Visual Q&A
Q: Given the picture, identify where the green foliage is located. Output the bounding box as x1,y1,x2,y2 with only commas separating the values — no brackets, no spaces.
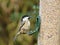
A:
27,15,40,34
0,0,39,45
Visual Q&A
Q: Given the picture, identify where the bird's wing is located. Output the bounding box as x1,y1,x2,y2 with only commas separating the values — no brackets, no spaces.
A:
19,22,25,31
13,21,25,41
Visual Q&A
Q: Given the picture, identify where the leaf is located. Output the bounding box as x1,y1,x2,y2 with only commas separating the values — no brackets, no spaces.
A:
27,15,41,35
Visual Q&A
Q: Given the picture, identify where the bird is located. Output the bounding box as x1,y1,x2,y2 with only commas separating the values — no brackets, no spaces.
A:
13,15,31,41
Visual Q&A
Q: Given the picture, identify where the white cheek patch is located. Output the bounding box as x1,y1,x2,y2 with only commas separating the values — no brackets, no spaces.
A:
23,17,29,21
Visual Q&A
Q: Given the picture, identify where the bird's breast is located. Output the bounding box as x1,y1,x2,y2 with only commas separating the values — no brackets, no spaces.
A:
22,21,30,30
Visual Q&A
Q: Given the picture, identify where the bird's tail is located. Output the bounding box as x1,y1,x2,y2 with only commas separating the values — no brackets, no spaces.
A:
13,32,21,41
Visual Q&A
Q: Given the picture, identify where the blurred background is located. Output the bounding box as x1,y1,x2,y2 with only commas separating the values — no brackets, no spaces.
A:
0,0,39,45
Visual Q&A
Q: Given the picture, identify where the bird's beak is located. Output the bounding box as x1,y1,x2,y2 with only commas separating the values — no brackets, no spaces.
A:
29,16,32,19
28,16,32,19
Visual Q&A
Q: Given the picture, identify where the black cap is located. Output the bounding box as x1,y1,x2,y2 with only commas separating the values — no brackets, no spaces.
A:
21,15,31,21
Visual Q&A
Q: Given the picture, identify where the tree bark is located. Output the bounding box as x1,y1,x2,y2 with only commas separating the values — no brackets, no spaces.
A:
38,0,60,45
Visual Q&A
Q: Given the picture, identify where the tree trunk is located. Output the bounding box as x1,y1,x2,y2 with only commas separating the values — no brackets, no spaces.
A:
38,0,60,45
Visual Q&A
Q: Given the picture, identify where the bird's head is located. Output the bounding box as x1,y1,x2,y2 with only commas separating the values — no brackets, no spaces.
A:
21,15,31,22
